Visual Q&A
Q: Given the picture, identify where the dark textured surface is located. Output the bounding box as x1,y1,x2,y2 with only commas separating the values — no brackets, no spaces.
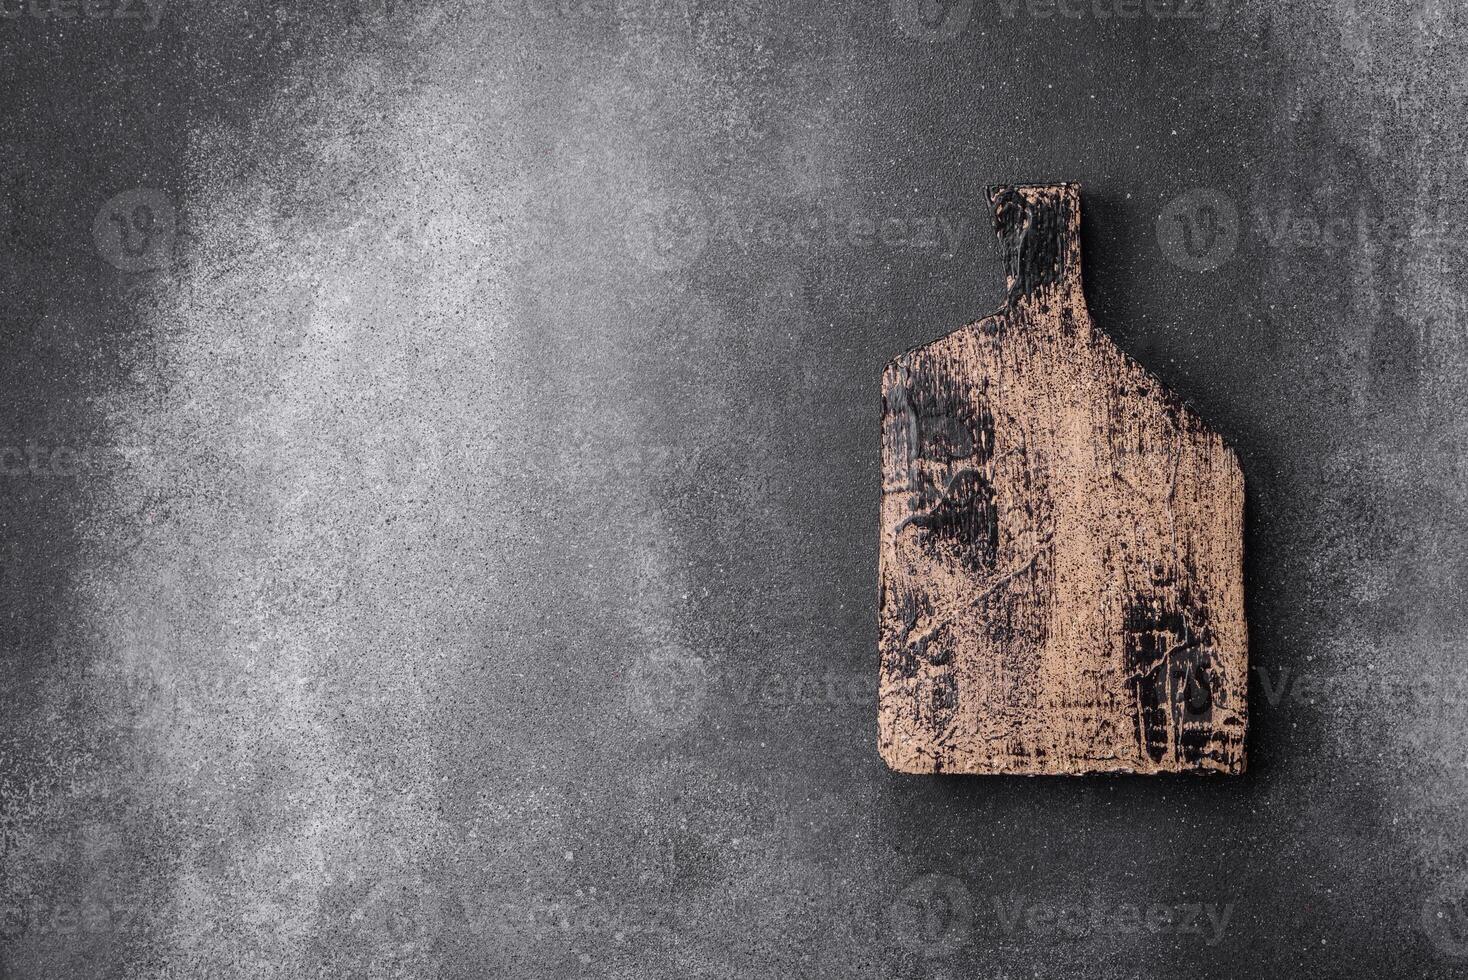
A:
2,1,1466,977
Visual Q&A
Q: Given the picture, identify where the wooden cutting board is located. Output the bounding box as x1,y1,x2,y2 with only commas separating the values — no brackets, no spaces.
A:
878,183,1246,776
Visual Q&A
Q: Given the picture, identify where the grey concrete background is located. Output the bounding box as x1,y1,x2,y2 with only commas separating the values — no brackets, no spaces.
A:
2,1,1466,977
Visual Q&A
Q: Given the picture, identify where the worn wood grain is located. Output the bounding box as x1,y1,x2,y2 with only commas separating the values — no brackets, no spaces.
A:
878,183,1247,776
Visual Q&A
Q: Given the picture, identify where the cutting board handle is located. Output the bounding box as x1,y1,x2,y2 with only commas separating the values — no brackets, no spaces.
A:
985,182,1084,306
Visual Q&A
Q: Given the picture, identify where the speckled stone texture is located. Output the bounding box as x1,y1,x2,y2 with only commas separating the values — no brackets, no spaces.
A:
2,1,1467,978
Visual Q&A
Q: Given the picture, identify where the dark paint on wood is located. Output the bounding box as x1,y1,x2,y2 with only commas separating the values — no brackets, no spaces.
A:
878,183,1247,776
